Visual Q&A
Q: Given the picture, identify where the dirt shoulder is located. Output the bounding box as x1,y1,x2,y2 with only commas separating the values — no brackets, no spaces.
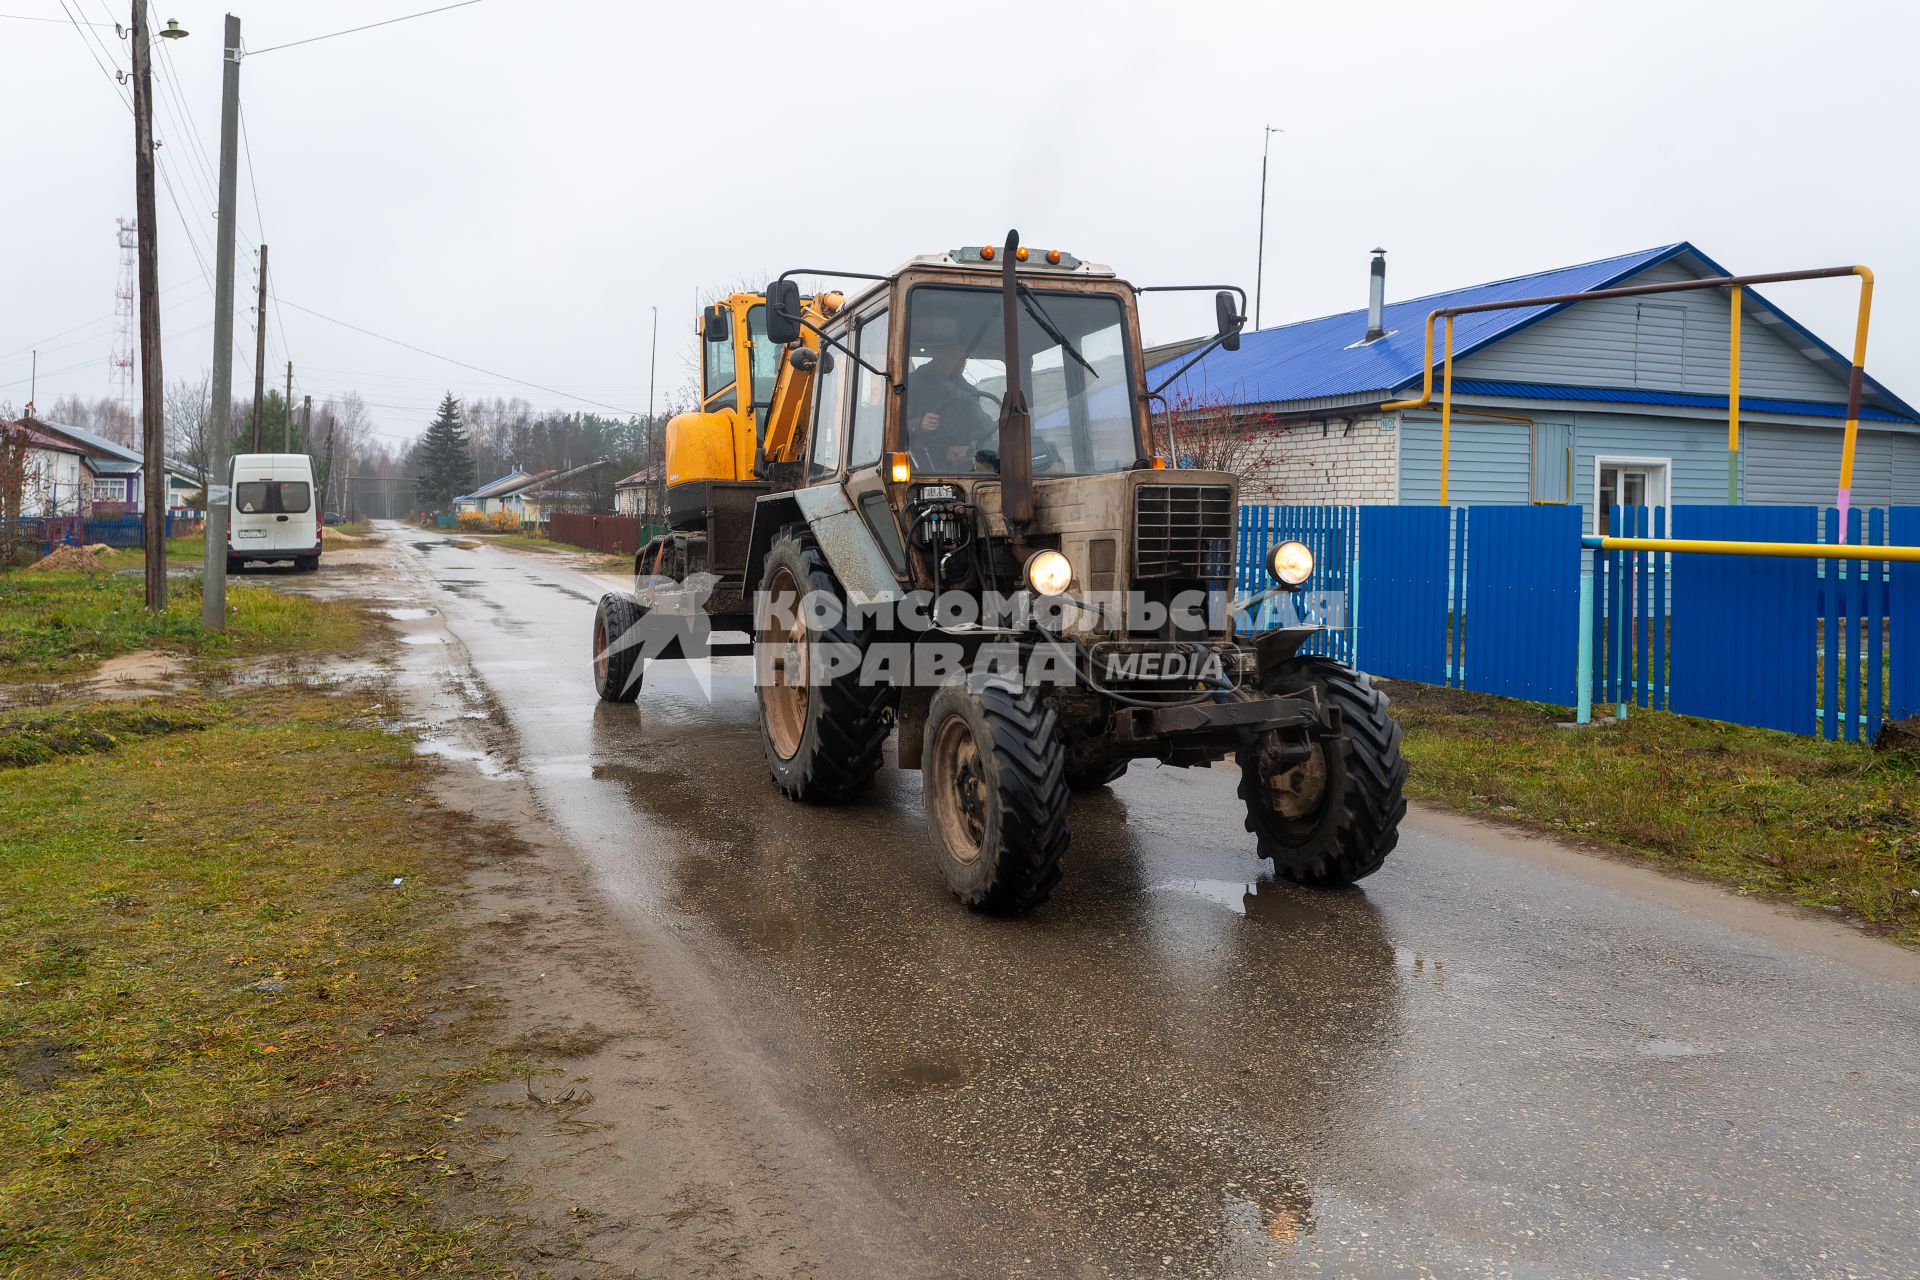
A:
0,615,514,1274
0,564,957,1278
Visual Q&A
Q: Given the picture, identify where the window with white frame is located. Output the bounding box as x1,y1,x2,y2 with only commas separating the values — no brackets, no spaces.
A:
1594,456,1670,535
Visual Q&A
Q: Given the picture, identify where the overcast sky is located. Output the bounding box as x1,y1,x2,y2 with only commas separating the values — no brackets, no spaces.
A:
5,0,1915,448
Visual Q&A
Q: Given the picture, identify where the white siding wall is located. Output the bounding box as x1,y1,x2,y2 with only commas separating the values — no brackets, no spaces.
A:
1239,415,1398,503
24,449,86,516
1456,260,1852,402
1745,424,1920,508
1396,404,1917,524
1397,412,1533,504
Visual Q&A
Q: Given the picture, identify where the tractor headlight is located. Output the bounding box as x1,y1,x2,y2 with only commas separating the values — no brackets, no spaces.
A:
1024,549,1072,597
1266,540,1314,587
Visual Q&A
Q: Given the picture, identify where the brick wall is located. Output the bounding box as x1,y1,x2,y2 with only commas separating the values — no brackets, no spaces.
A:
1237,415,1399,504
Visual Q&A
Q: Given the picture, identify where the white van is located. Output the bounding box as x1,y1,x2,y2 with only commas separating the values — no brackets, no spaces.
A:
227,453,321,572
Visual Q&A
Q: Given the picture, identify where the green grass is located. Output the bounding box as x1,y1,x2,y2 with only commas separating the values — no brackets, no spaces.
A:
0,571,361,682
458,528,631,572
1386,680,1920,941
0,701,219,769
0,683,513,1277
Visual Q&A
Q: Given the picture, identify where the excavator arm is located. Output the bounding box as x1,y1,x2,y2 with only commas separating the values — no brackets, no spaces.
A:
756,292,839,473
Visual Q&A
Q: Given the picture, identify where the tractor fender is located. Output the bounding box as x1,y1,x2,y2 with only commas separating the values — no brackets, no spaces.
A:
745,487,905,610
1255,626,1322,681
743,493,804,597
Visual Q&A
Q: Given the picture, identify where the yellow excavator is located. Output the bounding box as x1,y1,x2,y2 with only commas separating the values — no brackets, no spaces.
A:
592,231,1407,915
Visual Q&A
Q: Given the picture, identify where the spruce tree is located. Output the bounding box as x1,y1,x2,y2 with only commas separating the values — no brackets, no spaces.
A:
413,393,475,510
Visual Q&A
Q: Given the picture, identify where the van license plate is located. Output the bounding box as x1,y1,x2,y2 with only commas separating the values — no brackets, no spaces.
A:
238,529,265,538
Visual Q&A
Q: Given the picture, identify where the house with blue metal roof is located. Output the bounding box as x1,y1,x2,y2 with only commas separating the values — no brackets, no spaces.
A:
1146,244,1920,526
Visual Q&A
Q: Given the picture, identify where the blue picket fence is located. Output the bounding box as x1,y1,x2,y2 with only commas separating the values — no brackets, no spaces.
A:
1237,502,1920,741
3,512,194,559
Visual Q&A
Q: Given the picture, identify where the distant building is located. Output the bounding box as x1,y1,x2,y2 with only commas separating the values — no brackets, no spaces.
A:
454,469,548,517
612,464,661,520
1147,243,1920,526
16,416,198,514
454,460,611,524
6,420,96,516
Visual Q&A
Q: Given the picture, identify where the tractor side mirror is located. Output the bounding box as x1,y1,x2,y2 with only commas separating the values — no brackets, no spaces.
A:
701,304,731,343
1216,290,1243,352
763,280,803,345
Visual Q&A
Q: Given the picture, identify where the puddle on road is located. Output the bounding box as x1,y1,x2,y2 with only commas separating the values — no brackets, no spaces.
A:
1151,877,1258,914
398,633,449,645
381,606,438,621
415,736,520,778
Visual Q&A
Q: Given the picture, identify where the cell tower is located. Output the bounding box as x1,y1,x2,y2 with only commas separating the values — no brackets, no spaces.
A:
110,217,138,445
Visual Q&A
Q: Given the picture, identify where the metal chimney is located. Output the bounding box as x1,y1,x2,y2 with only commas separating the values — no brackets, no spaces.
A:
1365,248,1387,342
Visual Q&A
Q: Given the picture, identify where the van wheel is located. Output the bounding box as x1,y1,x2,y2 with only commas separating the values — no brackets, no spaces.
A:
296,555,319,572
226,556,244,574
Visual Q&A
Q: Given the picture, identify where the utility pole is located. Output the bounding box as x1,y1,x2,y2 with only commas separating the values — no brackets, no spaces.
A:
648,303,660,527
1255,124,1281,331
283,360,292,450
319,407,334,516
131,1,167,611
249,242,268,450
203,13,241,633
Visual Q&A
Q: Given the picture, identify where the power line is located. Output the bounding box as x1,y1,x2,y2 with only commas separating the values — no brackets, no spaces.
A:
269,294,642,416
153,37,223,226
0,287,208,369
236,102,298,391
241,0,483,57
54,0,123,92
0,10,109,22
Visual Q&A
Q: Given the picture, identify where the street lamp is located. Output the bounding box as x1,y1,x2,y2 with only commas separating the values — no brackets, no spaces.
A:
160,18,188,39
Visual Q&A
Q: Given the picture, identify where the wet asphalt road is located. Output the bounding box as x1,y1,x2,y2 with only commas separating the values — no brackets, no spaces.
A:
363,523,1917,1278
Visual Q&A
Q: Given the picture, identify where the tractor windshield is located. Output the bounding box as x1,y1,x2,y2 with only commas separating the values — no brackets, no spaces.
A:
903,285,1140,476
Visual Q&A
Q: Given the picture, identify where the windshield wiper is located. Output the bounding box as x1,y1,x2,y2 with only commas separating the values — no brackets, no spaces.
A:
1016,282,1098,378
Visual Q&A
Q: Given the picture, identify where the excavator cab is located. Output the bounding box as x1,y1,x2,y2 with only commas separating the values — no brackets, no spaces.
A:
596,233,1407,917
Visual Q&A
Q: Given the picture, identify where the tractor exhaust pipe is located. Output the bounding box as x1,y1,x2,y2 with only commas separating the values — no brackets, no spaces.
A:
996,227,1034,529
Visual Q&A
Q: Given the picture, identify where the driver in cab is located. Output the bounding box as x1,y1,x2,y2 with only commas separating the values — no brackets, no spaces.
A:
906,315,996,472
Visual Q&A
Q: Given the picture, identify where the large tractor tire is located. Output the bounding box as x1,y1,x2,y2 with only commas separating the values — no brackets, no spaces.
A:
1240,654,1407,886
922,680,1070,915
755,526,890,802
591,592,645,704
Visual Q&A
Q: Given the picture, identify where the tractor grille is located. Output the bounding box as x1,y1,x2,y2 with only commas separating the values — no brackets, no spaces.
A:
1134,484,1233,580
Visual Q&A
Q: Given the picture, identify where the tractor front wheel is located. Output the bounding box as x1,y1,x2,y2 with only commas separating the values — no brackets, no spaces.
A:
1240,655,1407,886
754,526,890,802
922,681,1070,915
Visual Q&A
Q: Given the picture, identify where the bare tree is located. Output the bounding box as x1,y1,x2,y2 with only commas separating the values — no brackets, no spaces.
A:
1165,392,1271,480
1,404,41,563
164,372,213,482
44,393,136,445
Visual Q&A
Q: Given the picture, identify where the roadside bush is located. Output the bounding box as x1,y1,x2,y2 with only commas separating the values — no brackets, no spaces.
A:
488,510,520,533
455,511,489,532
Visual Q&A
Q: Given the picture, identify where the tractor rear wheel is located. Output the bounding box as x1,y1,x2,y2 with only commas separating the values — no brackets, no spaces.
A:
1240,655,1407,886
592,592,645,703
922,680,1070,915
754,526,890,802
